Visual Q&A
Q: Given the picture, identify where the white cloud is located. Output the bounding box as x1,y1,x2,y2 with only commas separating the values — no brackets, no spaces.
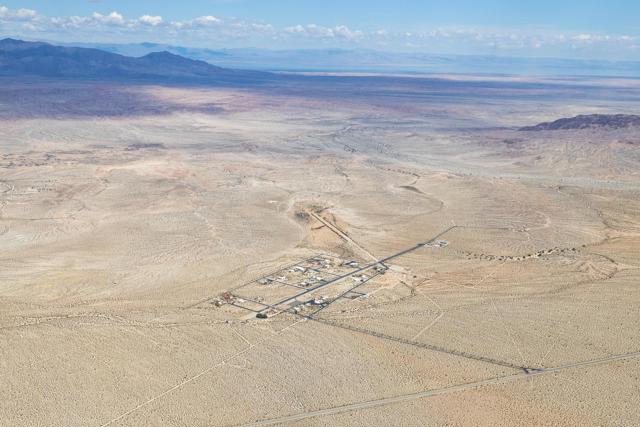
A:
0,5,38,22
284,24,305,34
14,8,37,21
284,24,362,40
69,15,90,27
192,15,220,26
92,11,124,26
139,15,163,26
333,25,362,40
249,22,274,32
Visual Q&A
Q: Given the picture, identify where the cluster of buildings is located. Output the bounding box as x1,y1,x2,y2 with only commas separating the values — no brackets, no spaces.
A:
214,254,385,320
423,239,449,248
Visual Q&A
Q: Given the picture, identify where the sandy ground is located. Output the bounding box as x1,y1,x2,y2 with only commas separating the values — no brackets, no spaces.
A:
0,76,639,426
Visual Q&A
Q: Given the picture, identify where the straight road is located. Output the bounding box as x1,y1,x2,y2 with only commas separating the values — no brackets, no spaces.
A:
231,351,640,427
309,211,379,262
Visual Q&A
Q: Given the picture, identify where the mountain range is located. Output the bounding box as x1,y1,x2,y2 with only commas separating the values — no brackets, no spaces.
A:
0,38,268,83
58,41,640,77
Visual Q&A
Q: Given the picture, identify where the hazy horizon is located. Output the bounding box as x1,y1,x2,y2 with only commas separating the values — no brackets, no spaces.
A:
4,36,640,78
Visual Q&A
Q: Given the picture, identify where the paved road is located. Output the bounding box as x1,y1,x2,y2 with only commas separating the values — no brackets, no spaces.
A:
309,211,379,262
268,225,459,309
231,351,640,427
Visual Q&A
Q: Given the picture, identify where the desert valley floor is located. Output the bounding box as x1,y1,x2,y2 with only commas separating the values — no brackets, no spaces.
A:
1,75,639,426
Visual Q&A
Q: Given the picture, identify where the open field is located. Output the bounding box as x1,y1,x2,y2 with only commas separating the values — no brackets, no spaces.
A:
1,74,639,426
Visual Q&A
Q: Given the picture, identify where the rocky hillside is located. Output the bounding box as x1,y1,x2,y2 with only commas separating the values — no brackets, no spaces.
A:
520,114,640,131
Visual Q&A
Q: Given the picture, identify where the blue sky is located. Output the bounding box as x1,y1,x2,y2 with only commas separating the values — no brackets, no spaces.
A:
1,0,639,59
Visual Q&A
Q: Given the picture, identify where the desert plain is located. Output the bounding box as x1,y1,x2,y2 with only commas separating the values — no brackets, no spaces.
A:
0,75,639,426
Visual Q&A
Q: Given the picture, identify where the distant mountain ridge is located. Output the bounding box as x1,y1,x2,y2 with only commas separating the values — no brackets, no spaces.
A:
0,38,266,82
59,40,640,77
520,114,640,131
